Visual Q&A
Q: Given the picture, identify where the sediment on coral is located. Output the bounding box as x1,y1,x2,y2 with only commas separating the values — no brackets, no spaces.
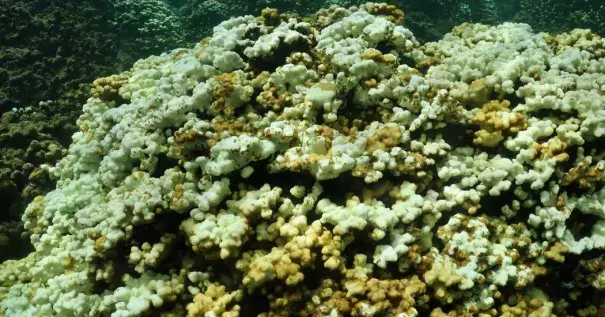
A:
1,2,605,316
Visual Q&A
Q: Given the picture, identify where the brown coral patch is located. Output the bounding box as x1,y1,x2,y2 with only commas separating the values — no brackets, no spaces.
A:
472,100,527,147
543,241,568,263
366,125,402,154
561,159,604,188
261,8,281,26
364,3,405,25
361,48,397,64
90,73,129,102
416,57,441,73
257,86,292,112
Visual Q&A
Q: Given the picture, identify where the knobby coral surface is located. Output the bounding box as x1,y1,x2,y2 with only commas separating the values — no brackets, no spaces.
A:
0,3,604,316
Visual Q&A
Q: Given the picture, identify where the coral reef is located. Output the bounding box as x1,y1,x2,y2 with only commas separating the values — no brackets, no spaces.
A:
0,0,122,261
3,0,602,114
110,0,186,59
0,0,119,112
515,0,605,37
0,221,30,263
177,0,453,43
1,2,605,316
0,105,72,261
0,0,192,114
0,0,190,259
178,0,252,43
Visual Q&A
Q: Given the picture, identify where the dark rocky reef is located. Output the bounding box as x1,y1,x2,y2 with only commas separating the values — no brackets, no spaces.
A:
0,0,119,113
0,106,75,261
514,0,605,36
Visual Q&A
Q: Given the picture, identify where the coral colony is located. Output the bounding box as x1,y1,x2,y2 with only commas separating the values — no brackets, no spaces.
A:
1,3,604,316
